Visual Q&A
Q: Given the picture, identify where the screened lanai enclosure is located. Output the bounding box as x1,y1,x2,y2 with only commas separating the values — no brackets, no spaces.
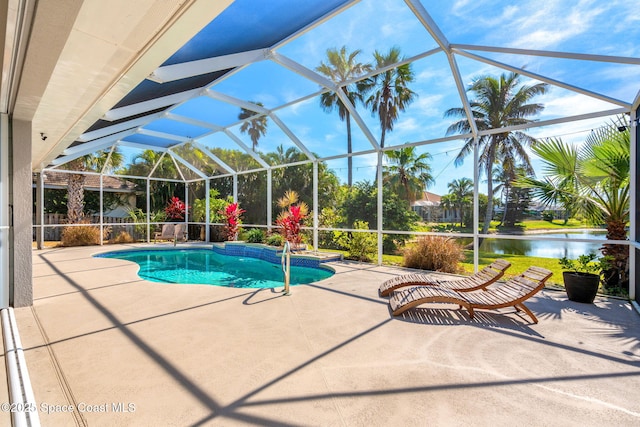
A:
29,0,640,300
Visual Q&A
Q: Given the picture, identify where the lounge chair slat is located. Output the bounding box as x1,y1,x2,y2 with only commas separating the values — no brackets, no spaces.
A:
389,266,553,324
379,259,511,297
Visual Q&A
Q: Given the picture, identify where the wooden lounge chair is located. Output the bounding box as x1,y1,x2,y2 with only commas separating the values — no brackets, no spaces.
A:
379,259,511,297
389,266,553,324
153,223,187,245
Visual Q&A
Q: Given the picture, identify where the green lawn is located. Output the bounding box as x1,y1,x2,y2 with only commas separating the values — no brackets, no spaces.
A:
318,247,629,296
380,250,564,285
416,218,596,233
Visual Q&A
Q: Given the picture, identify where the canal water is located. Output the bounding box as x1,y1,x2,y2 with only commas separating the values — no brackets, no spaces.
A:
477,230,609,259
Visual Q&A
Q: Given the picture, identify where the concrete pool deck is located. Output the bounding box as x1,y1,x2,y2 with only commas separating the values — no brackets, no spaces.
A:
13,243,640,425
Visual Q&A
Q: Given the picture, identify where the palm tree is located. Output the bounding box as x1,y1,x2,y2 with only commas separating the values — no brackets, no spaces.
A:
316,46,371,186
445,72,548,234
359,47,416,148
518,118,630,287
126,150,179,212
446,177,473,227
238,102,268,151
65,149,123,223
383,146,433,206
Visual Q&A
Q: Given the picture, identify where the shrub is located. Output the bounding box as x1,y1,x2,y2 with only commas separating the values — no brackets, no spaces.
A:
402,236,464,273
110,231,135,244
335,220,377,262
221,202,245,241
246,228,265,243
542,210,554,222
266,233,284,246
165,197,188,221
61,223,107,246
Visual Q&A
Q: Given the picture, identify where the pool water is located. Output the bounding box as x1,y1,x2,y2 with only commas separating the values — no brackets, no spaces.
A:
97,248,334,288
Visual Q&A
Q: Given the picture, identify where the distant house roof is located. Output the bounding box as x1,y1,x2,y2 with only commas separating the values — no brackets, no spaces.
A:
34,171,137,192
412,191,442,207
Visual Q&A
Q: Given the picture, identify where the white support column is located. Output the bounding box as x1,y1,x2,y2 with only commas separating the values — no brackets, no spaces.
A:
0,114,10,308
377,151,384,265
36,172,43,249
313,161,318,252
233,174,238,202
630,109,637,300
99,175,104,245
205,179,210,242
473,137,480,272
267,169,272,230
185,183,189,236
146,179,151,243
10,119,33,307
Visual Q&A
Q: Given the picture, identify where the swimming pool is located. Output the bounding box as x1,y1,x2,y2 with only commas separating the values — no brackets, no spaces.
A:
96,248,334,288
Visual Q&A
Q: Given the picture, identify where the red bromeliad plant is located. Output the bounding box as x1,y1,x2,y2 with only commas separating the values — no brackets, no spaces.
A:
276,191,309,244
222,202,245,241
165,197,187,221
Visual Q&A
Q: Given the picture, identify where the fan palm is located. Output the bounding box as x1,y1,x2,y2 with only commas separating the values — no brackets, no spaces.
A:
517,118,630,286
316,46,371,186
445,72,548,234
359,47,416,148
383,146,433,206
238,102,268,151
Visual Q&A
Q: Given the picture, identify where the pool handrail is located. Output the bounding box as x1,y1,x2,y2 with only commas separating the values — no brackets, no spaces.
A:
281,241,291,295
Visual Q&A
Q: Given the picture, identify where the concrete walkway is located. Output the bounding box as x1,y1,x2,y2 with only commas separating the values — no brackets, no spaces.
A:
15,244,640,426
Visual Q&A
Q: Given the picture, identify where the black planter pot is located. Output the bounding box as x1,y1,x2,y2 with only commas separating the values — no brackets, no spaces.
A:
563,271,600,303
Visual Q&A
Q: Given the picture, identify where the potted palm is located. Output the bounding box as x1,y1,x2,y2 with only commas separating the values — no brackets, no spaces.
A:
559,253,611,303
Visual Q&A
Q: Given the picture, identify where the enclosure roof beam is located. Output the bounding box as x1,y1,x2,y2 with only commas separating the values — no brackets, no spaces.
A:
169,150,208,179
405,0,450,51
269,113,316,161
147,48,271,83
455,49,630,108
451,44,640,65
164,112,222,130
205,89,270,114
137,128,192,142
192,141,236,174
78,112,165,142
103,88,202,121
222,129,270,168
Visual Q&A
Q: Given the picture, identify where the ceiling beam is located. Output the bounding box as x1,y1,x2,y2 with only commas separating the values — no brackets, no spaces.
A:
455,49,630,108
405,0,450,51
147,48,270,83
451,44,640,65
103,88,202,121
205,89,270,114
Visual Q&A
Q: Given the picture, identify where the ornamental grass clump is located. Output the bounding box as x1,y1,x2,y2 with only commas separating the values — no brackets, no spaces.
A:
402,235,464,273
61,222,109,246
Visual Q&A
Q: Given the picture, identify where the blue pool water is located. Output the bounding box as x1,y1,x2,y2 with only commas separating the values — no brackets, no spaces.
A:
96,248,334,288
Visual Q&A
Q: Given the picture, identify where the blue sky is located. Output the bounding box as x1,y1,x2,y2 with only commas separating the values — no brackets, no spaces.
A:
118,0,640,197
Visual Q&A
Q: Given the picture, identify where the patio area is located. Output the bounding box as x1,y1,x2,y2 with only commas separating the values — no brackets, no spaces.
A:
12,244,640,426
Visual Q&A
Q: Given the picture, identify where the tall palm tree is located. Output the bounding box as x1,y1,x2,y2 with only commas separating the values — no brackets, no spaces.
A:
126,150,179,212
518,118,630,286
447,177,473,227
383,146,433,206
65,149,123,223
316,46,371,186
359,47,416,148
238,102,268,151
445,72,548,234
